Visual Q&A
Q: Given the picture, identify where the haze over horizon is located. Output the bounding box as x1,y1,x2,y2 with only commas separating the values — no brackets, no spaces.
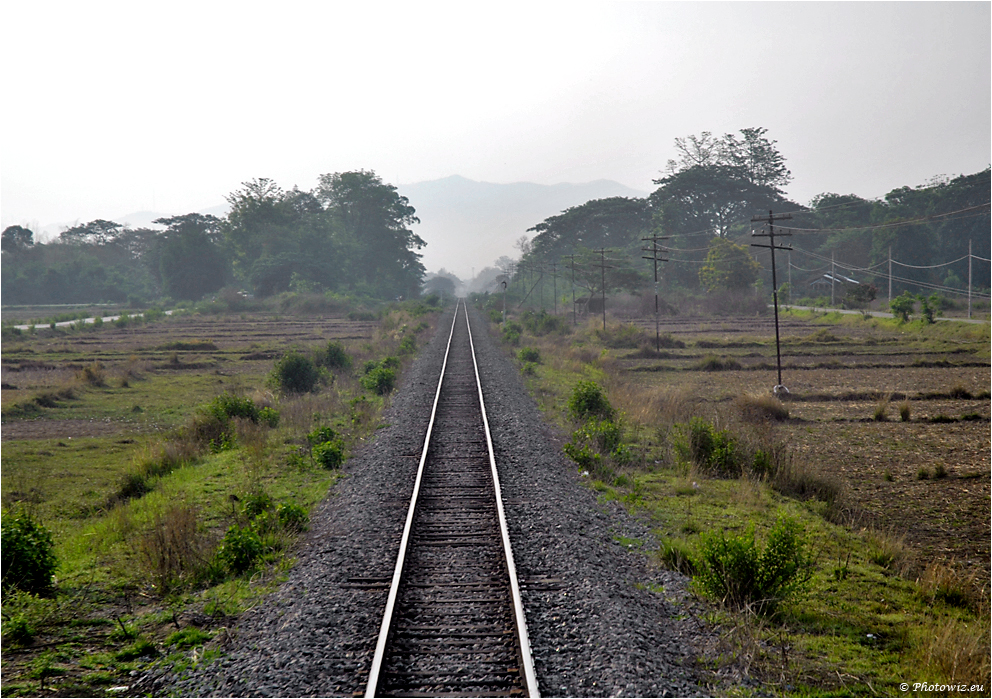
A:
3,2,989,275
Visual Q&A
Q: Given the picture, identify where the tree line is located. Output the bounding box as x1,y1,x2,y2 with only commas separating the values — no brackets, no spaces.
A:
514,127,990,303
1,170,425,306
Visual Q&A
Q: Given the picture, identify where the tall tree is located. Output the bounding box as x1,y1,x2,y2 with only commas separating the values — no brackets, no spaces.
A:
316,170,425,298
1,225,34,252
154,214,228,300
527,197,652,262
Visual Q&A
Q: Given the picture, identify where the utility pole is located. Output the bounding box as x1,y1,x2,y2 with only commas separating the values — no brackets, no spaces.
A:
751,210,792,391
566,254,577,326
968,239,973,320
642,233,670,352
595,248,613,331
830,250,834,308
550,261,558,316
888,246,892,303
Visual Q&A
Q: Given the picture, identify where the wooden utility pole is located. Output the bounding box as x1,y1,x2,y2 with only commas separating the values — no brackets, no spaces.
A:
550,261,558,316
751,210,792,390
641,234,670,352
566,254,577,326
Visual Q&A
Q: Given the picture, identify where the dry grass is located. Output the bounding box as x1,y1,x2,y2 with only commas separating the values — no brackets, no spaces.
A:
912,612,991,691
137,502,210,593
919,560,983,612
865,529,916,577
75,361,106,387
873,393,892,422
736,393,790,423
897,399,912,422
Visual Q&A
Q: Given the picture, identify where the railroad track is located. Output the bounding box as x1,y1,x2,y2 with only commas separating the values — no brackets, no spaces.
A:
365,300,539,698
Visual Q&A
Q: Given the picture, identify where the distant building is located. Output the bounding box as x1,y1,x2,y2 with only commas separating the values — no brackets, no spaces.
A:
809,272,859,294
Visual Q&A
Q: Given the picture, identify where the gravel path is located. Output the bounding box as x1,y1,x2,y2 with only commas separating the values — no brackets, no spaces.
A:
158,303,710,698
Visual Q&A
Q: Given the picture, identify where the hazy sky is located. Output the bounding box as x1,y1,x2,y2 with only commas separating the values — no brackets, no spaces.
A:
2,2,989,246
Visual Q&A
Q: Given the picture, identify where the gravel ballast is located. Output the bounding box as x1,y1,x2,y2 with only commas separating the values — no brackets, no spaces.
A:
160,303,710,697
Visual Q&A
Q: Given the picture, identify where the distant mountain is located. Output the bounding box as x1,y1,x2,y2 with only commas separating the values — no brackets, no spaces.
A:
397,175,648,280
32,205,230,243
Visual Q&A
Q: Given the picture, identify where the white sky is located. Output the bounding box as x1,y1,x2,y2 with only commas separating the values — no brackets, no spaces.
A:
2,1,989,235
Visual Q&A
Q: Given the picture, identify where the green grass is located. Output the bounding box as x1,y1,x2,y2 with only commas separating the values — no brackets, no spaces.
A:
0,302,442,692
489,303,990,696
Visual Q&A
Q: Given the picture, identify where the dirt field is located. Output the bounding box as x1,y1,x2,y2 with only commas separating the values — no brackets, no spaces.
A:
608,311,991,584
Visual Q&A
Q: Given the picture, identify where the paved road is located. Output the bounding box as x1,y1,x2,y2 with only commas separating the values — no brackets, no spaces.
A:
779,304,988,324
12,310,174,331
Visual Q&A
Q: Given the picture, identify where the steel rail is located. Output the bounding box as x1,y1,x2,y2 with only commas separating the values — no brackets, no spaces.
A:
462,301,540,697
364,304,460,699
363,299,539,698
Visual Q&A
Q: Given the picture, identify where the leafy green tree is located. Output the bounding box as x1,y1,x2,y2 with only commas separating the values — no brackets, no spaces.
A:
1,225,34,252
58,219,125,245
317,170,424,298
889,291,916,321
699,237,761,292
155,214,228,300
651,164,788,239
526,197,652,262
223,180,339,296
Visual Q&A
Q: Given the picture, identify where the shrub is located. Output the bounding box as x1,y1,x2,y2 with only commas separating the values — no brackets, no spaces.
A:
520,310,570,336
271,351,322,394
518,347,541,363
307,426,337,446
277,503,309,532
694,513,814,613
313,440,345,469
216,526,264,574
241,491,273,519
595,323,645,349
210,394,259,423
1,512,58,595
672,418,747,478
319,341,352,370
567,380,615,421
258,406,280,427
889,291,916,322
398,334,417,355
361,365,396,395
502,321,523,346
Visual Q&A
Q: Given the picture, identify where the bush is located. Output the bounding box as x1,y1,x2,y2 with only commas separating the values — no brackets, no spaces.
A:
890,291,916,322
216,526,264,574
673,418,747,477
209,393,259,422
277,503,309,532
258,406,280,427
2,513,58,595
319,341,352,370
502,321,523,346
271,351,322,394
313,440,345,469
361,365,396,395
241,491,273,519
307,426,337,446
398,334,417,355
694,513,814,613
520,310,570,336
567,380,615,421
518,347,541,363
595,323,646,348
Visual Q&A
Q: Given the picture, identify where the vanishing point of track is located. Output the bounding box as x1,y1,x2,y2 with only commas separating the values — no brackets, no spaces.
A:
365,300,539,697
